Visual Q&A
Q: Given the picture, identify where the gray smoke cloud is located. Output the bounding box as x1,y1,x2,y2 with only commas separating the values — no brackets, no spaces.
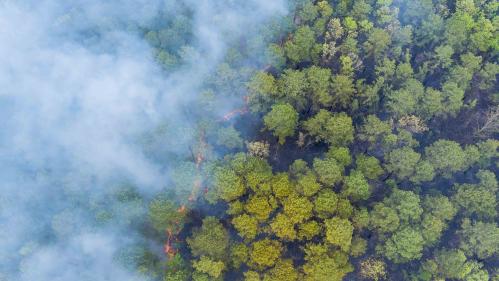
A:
0,0,287,280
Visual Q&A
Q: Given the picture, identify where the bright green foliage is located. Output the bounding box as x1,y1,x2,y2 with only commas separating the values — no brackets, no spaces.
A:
458,219,499,259
314,189,338,218
297,172,322,197
425,140,469,177
326,146,352,167
270,213,297,241
248,72,278,112
325,217,354,252
285,26,317,64
187,217,229,261
331,74,356,108
298,220,322,240
424,249,470,280
232,214,259,240
304,110,354,146
271,173,294,199
423,195,457,222
192,256,225,278
245,194,275,222
352,207,370,230
384,189,422,223
421,214,446,245
313,157,343,186
350,236,367,257
336,198,354,219
277,69,308,110
283,194,314,223
370,203,400,234
250,239,282,269
364,28,391,59
263,259,299,281
387,79,424,117
230,243,249,269
356,155,384,179
305,66,332,109
303,243,353,281
342,170,371,201
381,226,425,263
357,115,392,145
410,160,435,183
244,271,261,281
211,167,245,203
385,147,421,180
453,183,497,219
149,197,186,234
264,103,299,144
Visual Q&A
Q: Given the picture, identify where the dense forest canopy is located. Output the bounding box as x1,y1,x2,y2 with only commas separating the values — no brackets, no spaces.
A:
0,0,498,281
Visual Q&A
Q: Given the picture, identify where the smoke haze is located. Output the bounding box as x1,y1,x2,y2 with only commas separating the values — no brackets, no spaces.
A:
0,0,287,280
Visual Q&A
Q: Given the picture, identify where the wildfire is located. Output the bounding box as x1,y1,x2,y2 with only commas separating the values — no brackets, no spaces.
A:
220,96,249,122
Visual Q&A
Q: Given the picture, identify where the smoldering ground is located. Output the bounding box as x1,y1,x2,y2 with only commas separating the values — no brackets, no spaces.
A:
0,0,287,280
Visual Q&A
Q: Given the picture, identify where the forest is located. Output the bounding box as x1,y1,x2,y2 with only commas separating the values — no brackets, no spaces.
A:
0,0,498,281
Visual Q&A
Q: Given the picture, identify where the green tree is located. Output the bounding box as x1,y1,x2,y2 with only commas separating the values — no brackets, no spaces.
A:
458,219,499,259
381,226,425,263
342,170,371,201
270,213,297,241
356,155,384,180
149,197,186,234
313,157,344,186
232,214,259,240
187,217,229,261
285,25,317,64
264,103,299,144
314,189,338,218
325,217,354,252
304,110,354,146
192,256,225,279
249,239,282,269
385,147,421,180
278,69,308,110
425,140,469,177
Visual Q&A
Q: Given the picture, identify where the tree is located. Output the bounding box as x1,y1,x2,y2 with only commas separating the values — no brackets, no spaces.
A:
313,157,343,186
458,219,499,259
303,243,353,281
425,140,468,177
342,170,371,201
232,214,259,240
314,189,338,218
210,167,245,203
216,126,243,149
325,217,354,252
249,239,282,269
263,260,299,281
381,226,425,263
304,110,354,146
331,74,356,108
263,103,299,144
248,72,278,112
187,217,229,261
270,213,297,241
326,146,352,167
306,66,332,109
452,183,497,219
192,256,225,279
282,194,314,224
385,147,421,180
370,203,400,234
364,28,391,60
297,171,322,197
149,197,186,234
356,154,384,179
245,194,275,222
278,69,308,110
285,25,317,64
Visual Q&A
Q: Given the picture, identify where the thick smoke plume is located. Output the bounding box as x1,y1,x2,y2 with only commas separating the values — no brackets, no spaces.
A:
0,0,286,280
